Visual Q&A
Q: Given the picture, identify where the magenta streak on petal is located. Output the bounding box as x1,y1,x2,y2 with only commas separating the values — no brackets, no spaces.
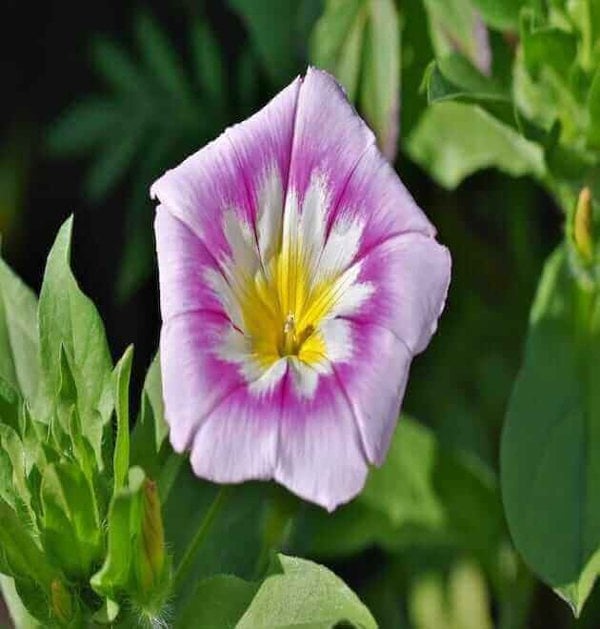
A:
274,370,369,511
155,206,241,324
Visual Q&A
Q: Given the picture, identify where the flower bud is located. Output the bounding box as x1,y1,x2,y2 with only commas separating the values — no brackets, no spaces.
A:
51,579,73,624
573,187,594,263
139,478,166,593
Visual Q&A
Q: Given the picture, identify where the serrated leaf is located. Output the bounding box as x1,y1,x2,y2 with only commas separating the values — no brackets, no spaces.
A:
84,121,145,202
0,424,31,516
501,247,600,616
236,554,377,629
0,376,20,433
0,257,42,406
38,217,113,463
190,21,225,105
0,499,56,589
407,102,545,188
46,99,122,157
93,38,149,97
135,12,193,105
113,345,133,492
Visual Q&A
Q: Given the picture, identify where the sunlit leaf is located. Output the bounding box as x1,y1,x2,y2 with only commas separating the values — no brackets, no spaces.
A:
0,258,41,405
38,217,113,463
407,102,545,188
237,554,377,628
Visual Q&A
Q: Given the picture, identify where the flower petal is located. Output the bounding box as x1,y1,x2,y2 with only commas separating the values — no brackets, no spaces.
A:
350,232,451,355
287,68,435,243
189,376,284,483
332,321,414,465
151,77,301,262
160,311,244,452
274,375,369,511
155,205,231,322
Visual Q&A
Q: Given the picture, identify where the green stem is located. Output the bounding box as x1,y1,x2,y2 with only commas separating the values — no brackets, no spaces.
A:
252,491,299,580
157,451,185,502
173,485,231,589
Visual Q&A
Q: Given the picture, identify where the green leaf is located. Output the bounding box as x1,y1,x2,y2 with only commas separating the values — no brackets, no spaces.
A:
470,0,523,31
93,464,170,619
423,0,489,71
407,102,545,189
130,353,170,487
361,418,445,529
425,54,511,111
0,499,56,589
228,0,302,85
292,418,504,577
46,99,122,156
409,560,494,629
501,247,600,615
163,472,266,619
92,597,120,624
190,21,225,105
587,66,600,148
113,345,133,492
84,120,146,202
0,575,42,629
135,12,193,104
38,217,113,461
40,462,102,579
521,21,578,79
0,424,32,515
92,38,149,97
236,554,377,628
360,0,400,160
292,499,398,558
310,0,366,100
177,575,258,628
0,375,21,434
0,257,42,405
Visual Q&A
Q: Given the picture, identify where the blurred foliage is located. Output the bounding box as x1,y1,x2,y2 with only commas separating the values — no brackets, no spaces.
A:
5,0,600,626
47,11,258,299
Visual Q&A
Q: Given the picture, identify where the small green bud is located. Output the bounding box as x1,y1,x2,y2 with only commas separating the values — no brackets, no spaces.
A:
139,479,166,592
51,579,73,624
573,187,594,263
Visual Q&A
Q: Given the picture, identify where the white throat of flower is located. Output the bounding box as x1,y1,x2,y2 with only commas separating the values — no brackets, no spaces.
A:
207,170,374,398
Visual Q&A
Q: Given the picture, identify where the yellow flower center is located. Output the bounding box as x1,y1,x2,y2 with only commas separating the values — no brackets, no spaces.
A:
238,237,341,370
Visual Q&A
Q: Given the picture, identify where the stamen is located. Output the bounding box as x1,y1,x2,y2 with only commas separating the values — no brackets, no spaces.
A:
282,312,298,356
280,312,316,357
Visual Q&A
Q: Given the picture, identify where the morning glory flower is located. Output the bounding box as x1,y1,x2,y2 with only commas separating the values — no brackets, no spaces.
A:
152,68,451,511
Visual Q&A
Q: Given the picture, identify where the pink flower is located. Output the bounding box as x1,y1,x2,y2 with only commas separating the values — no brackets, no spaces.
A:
152,68,450,511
